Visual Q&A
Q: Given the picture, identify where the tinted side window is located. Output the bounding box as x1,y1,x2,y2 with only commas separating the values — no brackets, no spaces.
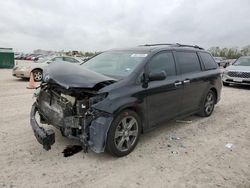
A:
199,52,217,70
175,52,201,74
148,52,176,76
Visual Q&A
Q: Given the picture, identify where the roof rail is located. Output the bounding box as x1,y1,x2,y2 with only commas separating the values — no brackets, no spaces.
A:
139,43,175,47
175,43,204,50
139,43,204,50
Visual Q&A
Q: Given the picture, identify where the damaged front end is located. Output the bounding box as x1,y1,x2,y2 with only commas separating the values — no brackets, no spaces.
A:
30,62,116,153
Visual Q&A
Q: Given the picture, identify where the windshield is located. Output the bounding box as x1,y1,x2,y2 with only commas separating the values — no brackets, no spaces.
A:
81,51,147,78
233,57,250,66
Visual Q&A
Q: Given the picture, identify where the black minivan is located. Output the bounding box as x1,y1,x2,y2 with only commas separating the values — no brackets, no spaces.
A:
30,44,222,157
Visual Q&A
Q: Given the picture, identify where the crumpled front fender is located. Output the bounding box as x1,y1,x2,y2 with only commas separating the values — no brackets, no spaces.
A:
88,116,113,153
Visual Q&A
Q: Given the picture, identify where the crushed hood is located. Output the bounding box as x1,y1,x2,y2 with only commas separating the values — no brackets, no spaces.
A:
43,61,116,89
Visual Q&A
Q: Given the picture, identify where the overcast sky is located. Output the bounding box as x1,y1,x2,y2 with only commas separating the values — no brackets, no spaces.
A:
1,0,250,52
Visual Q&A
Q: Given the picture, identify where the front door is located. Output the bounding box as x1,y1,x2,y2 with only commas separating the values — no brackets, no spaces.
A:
145,51,183,128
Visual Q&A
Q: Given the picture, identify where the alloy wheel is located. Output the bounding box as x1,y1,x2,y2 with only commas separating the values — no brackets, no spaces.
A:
204,92,215,115
33,71,43,81
114,116,139,152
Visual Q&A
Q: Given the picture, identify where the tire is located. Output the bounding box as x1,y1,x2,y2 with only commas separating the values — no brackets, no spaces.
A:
32,69,43,82
198,90,216,117
105,110,142,157
223,82,229,86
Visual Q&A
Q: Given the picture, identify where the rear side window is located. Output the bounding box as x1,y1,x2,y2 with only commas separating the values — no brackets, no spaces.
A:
199,52,217,70
175,52,201,74
148,52,176,76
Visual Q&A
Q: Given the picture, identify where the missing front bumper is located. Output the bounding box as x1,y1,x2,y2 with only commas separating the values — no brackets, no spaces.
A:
30,102,113,153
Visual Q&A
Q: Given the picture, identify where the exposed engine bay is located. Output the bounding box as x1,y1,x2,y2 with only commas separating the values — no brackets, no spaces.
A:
30,62,117,153
32,82,114,153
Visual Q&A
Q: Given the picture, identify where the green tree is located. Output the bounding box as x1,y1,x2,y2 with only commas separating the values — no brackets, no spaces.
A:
241,45,250,56
208,47,221,57
208,46,247,59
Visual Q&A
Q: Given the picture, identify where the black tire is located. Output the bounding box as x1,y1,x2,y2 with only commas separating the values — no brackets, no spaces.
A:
198,90,216,117
223,82,230,86
105,110,141,157
32,69,43,82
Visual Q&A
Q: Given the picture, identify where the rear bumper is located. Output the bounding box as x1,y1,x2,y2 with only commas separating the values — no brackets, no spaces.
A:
30,103,55,150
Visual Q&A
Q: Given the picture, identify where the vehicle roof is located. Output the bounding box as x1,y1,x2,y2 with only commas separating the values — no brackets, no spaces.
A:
109,43,206,53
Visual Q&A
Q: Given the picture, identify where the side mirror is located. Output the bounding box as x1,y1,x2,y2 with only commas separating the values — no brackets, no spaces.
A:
148,71,167,81
47,61,52,64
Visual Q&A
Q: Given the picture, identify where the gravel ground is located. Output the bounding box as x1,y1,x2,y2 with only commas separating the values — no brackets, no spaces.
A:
0,69,250,188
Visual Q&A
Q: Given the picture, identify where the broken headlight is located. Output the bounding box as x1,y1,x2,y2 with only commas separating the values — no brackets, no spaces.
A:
89,93,108,106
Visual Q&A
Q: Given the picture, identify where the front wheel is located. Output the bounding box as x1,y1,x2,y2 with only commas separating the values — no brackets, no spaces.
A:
198,90,216,117
105,110,141,157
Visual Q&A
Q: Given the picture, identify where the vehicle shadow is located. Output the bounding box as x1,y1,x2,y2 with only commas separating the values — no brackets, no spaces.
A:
63,115,201,160
40,114,203,160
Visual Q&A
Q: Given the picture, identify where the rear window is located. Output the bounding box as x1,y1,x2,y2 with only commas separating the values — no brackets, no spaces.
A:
175,52,201,74
199,52,217,70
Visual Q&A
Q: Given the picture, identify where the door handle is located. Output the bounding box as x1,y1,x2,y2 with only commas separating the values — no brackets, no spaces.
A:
183,79,190,84
174,81,182,87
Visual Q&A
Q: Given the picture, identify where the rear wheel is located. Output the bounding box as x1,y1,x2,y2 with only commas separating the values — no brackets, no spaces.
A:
198,90,216,117
32,69,43,82
105,110,141,157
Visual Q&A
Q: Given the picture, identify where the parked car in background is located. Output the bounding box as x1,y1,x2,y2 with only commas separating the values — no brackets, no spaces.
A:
31,54,42,61
17,53,27,60
14,53,21,59
222,56,250,86
213,56,227,67
219,59,236,68
14,53,26,60
12,56,84,81
25,54,34,60
33,54,47,61
80,56,92,62
30,43,222,157
228,59,237,66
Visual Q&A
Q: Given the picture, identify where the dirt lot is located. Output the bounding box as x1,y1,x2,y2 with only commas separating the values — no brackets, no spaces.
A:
0,69,250,188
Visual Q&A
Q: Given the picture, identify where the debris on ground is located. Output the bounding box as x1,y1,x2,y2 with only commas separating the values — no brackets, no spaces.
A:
225,143,234,150
169,135,180,140
62,145,83,157
176,120,193,124
171,151,178,154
